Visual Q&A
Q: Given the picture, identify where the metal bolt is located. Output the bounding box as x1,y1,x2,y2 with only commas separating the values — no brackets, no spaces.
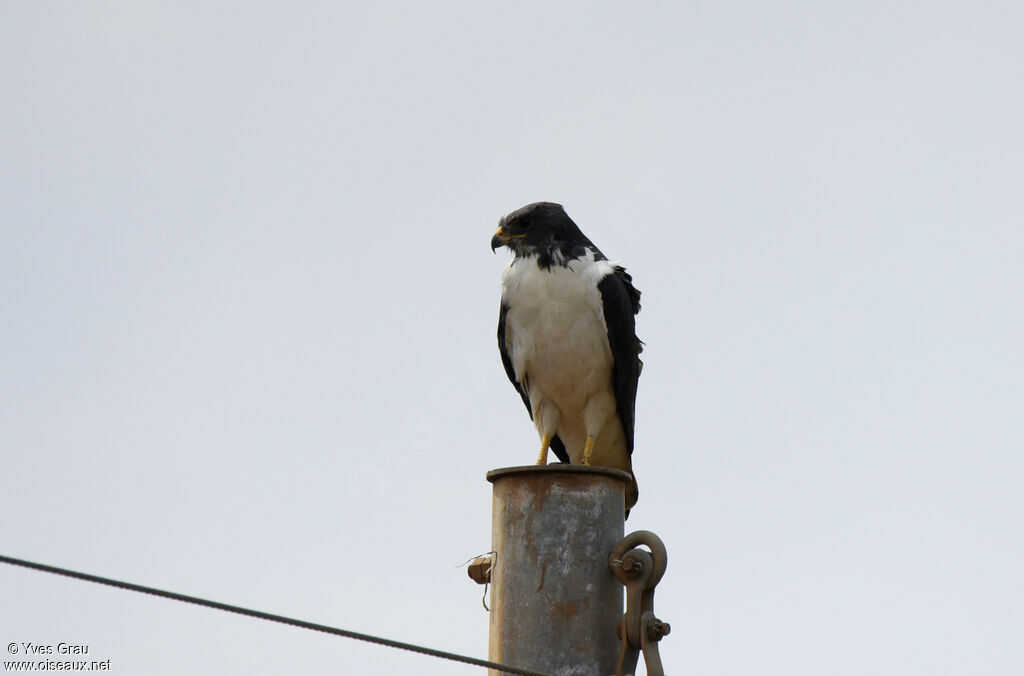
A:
647,618,671,641
467,556,492,585
623,556,644,576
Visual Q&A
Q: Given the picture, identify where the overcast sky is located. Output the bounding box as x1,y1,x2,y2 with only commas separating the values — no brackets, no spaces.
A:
2,2,1022,675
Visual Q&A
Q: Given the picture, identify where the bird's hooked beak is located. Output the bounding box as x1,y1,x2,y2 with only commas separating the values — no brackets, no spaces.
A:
490,226,508,253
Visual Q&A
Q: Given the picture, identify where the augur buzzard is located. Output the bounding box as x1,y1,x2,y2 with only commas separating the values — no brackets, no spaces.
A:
491,202,643,515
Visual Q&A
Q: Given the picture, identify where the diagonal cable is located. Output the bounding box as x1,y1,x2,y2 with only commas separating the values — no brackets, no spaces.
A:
0,553,551,676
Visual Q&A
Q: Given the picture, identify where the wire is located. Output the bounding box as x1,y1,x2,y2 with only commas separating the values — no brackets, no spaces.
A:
0,553,552,676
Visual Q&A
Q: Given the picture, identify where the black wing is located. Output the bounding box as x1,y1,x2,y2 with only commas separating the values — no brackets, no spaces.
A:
497,303,530,415
497,303,570,463
597,266,643,455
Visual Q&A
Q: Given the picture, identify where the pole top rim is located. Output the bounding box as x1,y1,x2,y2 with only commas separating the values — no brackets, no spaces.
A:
486,464,631,484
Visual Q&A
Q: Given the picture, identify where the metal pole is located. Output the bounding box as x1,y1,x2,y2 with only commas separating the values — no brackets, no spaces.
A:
486,465,629,676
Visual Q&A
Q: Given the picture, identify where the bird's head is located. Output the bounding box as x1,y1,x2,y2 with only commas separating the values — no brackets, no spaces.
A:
490,202,588,259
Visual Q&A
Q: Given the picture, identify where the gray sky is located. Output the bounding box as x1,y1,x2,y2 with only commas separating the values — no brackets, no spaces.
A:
2,2,1022,674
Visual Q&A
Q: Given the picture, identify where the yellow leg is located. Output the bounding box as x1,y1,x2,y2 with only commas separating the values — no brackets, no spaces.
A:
583,435,595,465
536,433,552,465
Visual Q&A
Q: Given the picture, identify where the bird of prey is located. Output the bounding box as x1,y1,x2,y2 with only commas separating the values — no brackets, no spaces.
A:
491,202,643,514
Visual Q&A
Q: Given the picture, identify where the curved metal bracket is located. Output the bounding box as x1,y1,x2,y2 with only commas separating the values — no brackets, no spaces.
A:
609,530,670,676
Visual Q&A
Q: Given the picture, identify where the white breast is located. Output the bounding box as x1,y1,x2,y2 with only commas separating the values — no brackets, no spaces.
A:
500,252,621,458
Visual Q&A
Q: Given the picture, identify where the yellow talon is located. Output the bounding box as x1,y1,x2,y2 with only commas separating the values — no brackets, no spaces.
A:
536,433,552,465
583,435,595,465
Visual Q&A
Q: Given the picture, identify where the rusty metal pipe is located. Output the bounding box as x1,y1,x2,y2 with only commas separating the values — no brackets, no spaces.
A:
486,465,629,676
